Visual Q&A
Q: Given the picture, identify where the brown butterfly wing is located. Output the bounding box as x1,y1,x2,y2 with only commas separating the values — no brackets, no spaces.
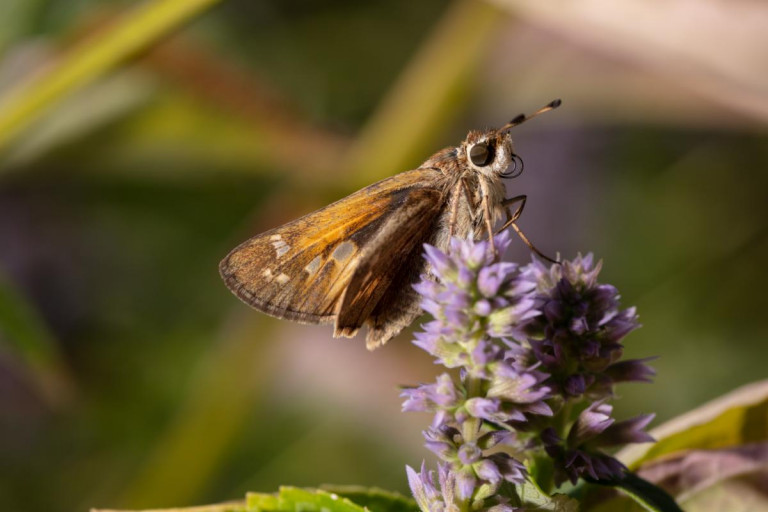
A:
334,187,442,342
219,168,445,326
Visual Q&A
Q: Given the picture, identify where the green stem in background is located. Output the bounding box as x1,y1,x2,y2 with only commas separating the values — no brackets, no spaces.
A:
0,0,223,156
341,0,505,188
115,312,277,509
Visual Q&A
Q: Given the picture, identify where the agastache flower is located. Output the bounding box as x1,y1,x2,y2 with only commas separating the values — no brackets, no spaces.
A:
404,233,549,510
520,253,652,399
412,233,539,369
405,236,655,510
542,402,655,485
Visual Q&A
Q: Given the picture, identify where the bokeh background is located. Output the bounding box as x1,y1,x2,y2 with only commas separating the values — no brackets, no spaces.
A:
0,0,766,511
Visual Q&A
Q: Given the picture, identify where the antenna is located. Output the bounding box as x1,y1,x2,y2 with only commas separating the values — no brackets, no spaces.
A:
500,99,561,131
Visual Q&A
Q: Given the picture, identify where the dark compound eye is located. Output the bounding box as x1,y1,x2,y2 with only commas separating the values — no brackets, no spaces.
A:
469,142,494,167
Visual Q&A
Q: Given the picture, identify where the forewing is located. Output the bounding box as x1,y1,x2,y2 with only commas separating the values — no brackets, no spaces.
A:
334,188,442,337
219,169,444,324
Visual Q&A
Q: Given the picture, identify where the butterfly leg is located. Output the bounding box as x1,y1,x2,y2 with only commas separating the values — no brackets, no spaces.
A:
497,195,559,264
479,181,497,255
461,179,477,222
496,195,527,234
448,180,464,236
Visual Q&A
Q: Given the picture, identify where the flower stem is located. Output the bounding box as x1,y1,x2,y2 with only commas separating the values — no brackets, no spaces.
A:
462,373,483,443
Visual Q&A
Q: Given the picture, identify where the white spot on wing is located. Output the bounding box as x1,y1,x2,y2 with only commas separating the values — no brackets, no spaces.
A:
331,241,356,263
262,268,274,282
276,273,290,284
271,238,291,258
305,255,322,274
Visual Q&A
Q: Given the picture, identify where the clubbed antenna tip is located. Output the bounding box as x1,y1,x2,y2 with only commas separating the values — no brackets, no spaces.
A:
502,98,562,131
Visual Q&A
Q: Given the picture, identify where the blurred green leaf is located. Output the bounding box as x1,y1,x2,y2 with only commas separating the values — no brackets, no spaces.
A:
588,445,768,512
93,502,247,512
639,443,768,510
0,266,73,406
672,450,768,512
0,0,46,53
3,69,155,166
618,380,768,469
0,0,222,155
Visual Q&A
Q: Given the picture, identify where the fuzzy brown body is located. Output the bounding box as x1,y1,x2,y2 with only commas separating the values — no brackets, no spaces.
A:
220,128,517,349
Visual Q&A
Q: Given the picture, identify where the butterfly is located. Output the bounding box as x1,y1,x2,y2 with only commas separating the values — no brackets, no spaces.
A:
220,100,560,349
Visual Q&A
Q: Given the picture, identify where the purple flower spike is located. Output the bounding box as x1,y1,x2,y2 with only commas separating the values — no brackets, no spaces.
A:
520,252,647,399
406,237,656,505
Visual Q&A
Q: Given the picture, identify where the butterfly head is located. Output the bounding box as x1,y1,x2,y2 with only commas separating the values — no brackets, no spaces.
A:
462,129,523,180
461,99,561,180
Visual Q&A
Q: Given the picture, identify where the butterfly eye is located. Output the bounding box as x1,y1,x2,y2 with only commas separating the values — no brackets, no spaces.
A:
469,143,493,167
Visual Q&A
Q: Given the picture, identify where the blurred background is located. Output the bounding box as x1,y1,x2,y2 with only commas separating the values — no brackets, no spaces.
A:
0,0,766,510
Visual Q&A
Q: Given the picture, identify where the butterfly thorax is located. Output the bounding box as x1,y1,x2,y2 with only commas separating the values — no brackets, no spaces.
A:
421,129,514,251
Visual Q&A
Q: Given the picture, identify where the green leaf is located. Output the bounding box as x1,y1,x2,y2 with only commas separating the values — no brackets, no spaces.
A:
674,453,768,511
93,487,410,512
516,480,579,511
93,487,412,512
618,379,768,469
630,443,768,512
246,493,280,511
320,485,419,512
247,487,368,512
589,382,768,511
